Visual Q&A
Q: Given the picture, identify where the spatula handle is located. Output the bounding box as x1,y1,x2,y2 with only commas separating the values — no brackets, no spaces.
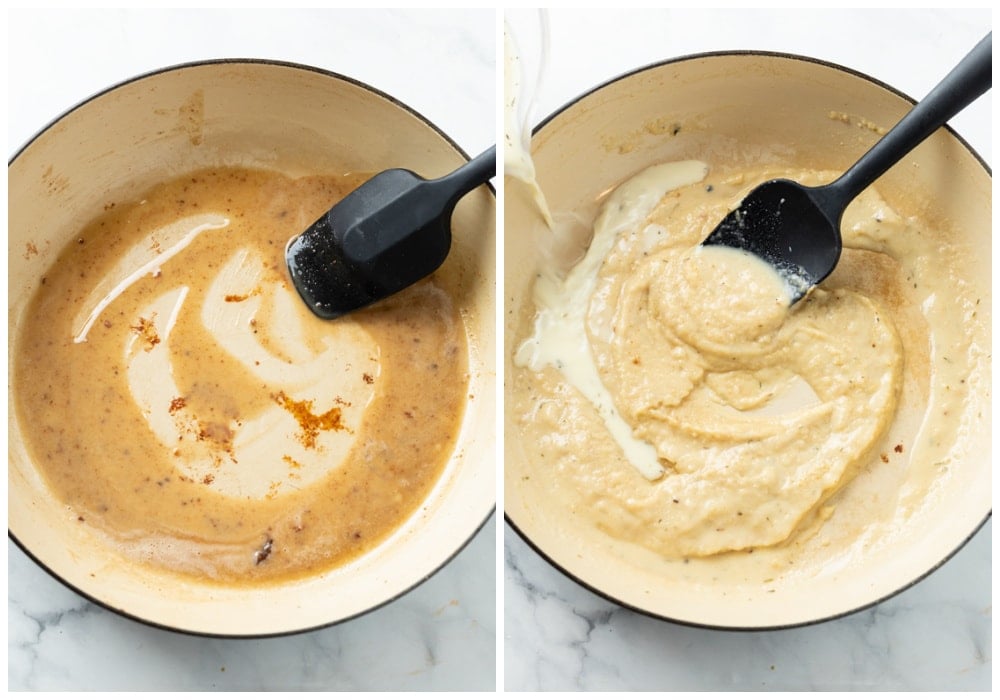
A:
828,32,991,207
433,145,497,206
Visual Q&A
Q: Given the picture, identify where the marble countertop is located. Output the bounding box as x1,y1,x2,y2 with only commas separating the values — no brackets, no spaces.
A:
503,8,991,692
7,8,495,692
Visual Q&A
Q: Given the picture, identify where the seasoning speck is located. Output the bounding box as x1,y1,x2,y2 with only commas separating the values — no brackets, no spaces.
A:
130,316,161,351
273,391,347,448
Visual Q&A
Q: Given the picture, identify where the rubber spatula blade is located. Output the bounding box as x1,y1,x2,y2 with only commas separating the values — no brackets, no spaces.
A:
702,32,991,303
286,145,495,320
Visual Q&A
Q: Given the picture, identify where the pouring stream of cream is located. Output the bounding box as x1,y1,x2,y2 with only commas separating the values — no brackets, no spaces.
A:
504,13,555,229
515,162,710,481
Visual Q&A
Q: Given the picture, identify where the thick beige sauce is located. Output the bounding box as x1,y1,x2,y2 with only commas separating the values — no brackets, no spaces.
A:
512,162,983,571
14,167,469,584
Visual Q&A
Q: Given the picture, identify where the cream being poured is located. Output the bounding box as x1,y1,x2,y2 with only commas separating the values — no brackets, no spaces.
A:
514,161,710,480
503,14,555,229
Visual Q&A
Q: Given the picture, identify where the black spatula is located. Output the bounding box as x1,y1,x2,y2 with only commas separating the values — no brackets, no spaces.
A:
286,145,495,320
702,32,991,303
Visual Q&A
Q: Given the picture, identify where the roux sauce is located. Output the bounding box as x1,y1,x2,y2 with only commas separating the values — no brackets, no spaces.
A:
510,161,983,575
13,167,469,584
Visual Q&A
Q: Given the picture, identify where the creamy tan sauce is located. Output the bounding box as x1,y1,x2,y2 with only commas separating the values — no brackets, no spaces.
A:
511,162,981,564
14,167,469,584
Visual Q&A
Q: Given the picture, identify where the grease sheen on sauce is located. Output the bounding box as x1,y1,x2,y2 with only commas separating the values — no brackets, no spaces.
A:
14,167,469,585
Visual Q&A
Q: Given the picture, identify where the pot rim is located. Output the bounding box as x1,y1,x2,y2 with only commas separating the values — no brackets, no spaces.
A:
9,57,481,165
531,49,991,174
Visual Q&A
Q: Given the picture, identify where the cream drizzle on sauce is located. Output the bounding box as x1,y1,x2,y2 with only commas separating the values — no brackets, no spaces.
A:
73,215,229,343
514,161,710,480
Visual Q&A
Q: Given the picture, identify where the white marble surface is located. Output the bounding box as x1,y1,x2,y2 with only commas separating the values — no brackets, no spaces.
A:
503,8,992,692
7,8,495,692
504,520,990,692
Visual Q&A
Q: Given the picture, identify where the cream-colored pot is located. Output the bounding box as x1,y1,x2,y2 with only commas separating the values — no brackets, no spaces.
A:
504,52,990,629
9,61,496,636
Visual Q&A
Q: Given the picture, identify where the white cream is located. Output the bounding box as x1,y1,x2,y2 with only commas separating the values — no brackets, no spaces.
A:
73,214,229,343
503,16,555,229
125,247,378,499
514,161,709,480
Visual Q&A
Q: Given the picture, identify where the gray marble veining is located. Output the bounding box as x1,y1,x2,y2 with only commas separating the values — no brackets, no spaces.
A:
504,521,990,691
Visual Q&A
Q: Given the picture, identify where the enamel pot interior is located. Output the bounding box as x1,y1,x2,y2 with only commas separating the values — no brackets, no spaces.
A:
504,52,990,629
9,60,496,637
